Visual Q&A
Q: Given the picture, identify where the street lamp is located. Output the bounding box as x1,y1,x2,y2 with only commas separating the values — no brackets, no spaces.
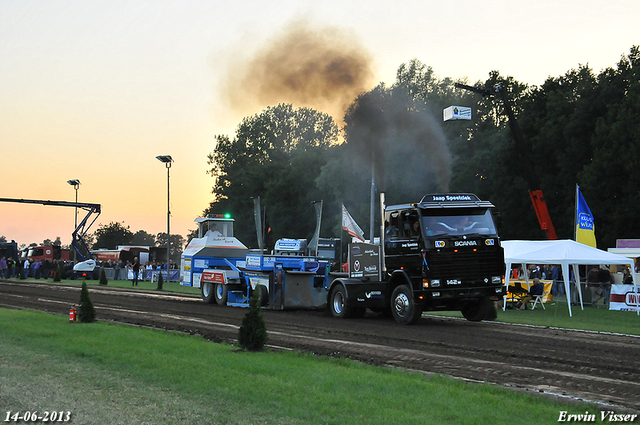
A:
156,155,173,274
67,179,81,264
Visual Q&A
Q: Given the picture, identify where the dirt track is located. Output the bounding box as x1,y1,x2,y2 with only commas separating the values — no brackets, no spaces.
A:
2,279,639,411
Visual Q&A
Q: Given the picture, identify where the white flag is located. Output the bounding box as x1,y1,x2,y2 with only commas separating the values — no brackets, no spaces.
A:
341,204,365,242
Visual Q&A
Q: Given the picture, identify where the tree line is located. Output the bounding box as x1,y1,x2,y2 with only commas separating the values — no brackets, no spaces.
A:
1,223,187,264
8,48,637,253
205,47,640,250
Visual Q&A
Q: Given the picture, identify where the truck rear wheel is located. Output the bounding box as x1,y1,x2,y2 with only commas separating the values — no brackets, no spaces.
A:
330,284,351,319
461,296,492,322
258,284,268,307
391,285,422,325
202,281,216,304
214,283,228,305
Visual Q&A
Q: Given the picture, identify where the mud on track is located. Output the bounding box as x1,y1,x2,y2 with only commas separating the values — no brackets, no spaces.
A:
2,280,639,410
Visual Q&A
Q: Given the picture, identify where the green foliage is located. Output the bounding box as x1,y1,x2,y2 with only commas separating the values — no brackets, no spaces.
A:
93,221,134,250
238,289,267,351
205,47,640,248
206,104,338,246
131,230,156,247
78,281,96,323
156,271,164,291
99,267,108,285
155,233,185,264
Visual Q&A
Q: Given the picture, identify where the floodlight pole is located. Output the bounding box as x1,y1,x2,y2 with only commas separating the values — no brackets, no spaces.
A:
156,156,173,275
67,179,81,264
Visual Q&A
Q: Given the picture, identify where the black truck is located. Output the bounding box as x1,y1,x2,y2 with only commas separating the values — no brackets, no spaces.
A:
328,193,506,324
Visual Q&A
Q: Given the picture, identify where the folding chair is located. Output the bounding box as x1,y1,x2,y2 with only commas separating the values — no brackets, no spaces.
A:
530,286,551,310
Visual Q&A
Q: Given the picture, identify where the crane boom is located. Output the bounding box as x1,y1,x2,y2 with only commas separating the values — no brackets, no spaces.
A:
0,198,102,261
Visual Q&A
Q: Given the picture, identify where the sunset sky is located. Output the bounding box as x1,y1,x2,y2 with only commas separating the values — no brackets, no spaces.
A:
1,0,638,249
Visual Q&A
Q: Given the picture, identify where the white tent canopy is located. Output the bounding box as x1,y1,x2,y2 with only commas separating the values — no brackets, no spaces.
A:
503,240,638,316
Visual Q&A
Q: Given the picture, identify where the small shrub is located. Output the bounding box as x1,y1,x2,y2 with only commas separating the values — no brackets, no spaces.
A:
78,281,96,323
238,289,267,351
99,268,108,285
156,272,164,291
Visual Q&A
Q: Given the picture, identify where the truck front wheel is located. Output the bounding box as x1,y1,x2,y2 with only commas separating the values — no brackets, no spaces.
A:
391,285,422,325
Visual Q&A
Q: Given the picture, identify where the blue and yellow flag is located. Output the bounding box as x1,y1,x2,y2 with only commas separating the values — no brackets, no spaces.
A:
576,185,596,247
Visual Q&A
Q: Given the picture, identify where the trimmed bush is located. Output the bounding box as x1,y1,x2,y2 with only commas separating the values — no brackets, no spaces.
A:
238,289,267,351
78,281,96,323
156,271,164,291
99,268,108,285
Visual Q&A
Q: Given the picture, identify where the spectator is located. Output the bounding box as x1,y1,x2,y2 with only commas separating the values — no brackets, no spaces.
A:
114,260,121,280
7,257,14,278
587,266,606,307
551,264,564,296
528,264,542,279
35,259,43,279
598,266,613,308
623,267,633,284
23,258,30,278
516,278,544,310
0,257,6,278
132,257,140,286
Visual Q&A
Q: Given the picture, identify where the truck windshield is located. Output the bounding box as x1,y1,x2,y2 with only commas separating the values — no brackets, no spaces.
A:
421,209,497,236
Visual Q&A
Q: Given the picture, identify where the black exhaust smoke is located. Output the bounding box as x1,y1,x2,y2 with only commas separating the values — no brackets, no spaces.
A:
344,86,452,198
221,18,376,125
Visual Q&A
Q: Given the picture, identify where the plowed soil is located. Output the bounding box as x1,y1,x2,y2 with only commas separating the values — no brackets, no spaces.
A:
2,280,639,410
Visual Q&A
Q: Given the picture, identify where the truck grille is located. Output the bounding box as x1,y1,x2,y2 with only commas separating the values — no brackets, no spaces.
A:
427,247,504,282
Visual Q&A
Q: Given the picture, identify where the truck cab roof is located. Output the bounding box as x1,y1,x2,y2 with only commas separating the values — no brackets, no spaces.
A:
386,193,495,212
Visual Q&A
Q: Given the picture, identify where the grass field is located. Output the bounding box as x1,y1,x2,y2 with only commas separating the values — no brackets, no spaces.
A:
1,308,598,425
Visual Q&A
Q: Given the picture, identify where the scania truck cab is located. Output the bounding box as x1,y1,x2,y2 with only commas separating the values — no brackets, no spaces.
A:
383,193,505,323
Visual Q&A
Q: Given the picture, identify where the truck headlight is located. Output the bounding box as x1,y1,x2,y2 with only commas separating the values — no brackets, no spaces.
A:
430,279,440,288
492,276,502,284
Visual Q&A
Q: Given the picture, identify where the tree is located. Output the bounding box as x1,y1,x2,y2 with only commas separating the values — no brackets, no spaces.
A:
206,104,339,246
577,47,640,247
93,222,134,250
132,230,156,247
185,228,199,245
155,233,185,263
200,47,640,248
